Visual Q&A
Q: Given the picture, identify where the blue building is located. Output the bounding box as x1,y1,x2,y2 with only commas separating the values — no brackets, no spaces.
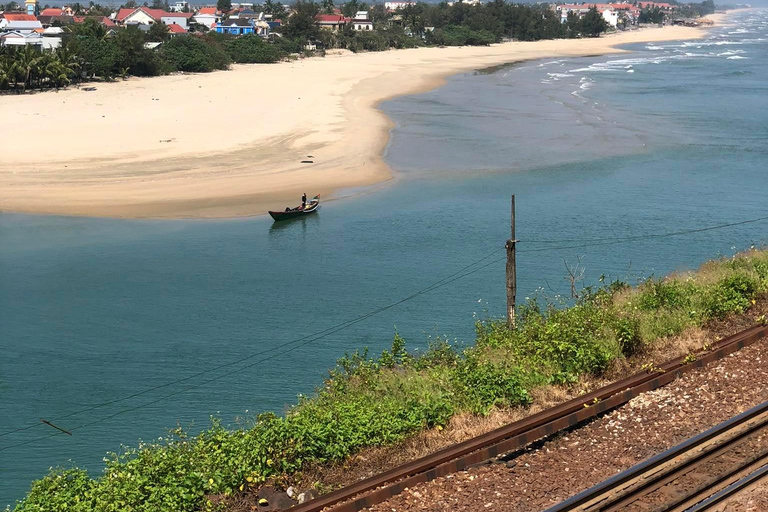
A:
216,18,255,35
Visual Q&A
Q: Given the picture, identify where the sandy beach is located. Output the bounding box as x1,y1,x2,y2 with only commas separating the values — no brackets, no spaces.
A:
1,19,725,218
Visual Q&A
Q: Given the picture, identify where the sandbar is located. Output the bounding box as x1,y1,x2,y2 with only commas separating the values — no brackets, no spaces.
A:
0,19,726,218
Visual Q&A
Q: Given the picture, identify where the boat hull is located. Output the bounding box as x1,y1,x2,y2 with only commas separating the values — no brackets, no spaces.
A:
268,205,320,221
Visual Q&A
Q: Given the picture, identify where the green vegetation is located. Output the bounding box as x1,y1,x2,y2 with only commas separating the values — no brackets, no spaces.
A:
2,0,719,93
10,249,768,512
0,21,286,92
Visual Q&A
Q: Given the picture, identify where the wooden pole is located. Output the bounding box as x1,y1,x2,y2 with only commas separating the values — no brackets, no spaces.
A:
506,195,516,328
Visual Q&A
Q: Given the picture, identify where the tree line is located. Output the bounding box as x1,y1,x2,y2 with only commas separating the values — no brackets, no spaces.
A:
275,0,609,53
0,18,286,92
5,0,731,94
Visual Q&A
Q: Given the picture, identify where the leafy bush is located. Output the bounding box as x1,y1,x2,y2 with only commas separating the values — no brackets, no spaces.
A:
428,25,497,46
450,356,531,414
225,35,283,63
701,274,759,319
161,36,231,72
636,279,694,311
346,31,389,53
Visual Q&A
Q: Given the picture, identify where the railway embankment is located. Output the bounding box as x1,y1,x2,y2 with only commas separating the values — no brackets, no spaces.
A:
365,332,768,511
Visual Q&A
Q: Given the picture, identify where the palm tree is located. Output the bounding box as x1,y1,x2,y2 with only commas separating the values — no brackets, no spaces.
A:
55,46,81,85
16,46,42,93
0,55,11,91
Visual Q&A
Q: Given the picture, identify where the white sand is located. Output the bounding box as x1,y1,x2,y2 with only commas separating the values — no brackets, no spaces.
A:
0,23,721,218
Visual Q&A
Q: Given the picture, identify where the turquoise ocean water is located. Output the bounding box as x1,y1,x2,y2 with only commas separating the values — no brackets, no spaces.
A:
2,9,767,505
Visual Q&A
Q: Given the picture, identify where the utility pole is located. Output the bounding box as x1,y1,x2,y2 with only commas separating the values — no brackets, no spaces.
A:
506,195,516,328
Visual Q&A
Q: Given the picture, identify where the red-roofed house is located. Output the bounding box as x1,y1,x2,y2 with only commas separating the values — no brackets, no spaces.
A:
192,7,221,27
316,13,350,31
637,2,672,9
166,22,187,34
0,13,43,31
40,8,65,16
115,7,193,29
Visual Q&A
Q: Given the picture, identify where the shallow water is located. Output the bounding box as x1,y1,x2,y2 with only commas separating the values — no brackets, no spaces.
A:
2,10,767,506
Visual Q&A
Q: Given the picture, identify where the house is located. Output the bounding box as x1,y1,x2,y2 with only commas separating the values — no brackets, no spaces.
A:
602,8,619,26
384,1,413,10
637,2,672,9
192,7,220,28
315,13,349,31
215,18,255,35
0,29,43,46
351,10,373,31
169,1,189,12
39,7,65,16
0,13,43,32
114,7,193,29
166,22,188,35
161,12,193,29
115,7,166,25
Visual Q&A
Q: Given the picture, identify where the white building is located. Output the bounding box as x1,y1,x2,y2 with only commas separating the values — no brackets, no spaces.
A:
602,9,619,27
161,13,193,29
169,1,189,12
192,7,220,28
352,10,373,31
384,1,414,9
0,14,43,31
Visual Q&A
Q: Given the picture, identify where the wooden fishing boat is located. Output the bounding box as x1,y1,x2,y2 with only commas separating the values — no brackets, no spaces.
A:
268,195,320,221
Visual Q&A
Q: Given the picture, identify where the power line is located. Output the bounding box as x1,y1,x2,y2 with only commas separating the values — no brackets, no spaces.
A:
520,215,768,245
0,246,504,443
3,213,767,449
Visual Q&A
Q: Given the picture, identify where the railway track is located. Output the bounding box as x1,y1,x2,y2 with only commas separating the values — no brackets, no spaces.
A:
290,323,768,512
544,399,768,512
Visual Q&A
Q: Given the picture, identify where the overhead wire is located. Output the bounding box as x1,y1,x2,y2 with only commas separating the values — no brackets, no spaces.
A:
0,246,505,444
2,213,767,449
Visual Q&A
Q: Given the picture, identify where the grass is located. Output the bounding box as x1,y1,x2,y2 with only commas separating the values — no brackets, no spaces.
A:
10,248,768,512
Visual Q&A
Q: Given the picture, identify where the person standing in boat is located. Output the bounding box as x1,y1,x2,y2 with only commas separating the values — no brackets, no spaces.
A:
301,193,307,210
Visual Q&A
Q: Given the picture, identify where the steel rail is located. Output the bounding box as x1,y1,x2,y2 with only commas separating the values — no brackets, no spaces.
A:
668,451,768,512
289,323,768,512
544,402,768,511
685,463,768,512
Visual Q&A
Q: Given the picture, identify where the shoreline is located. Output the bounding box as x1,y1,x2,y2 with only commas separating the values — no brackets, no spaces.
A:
0,16,730,219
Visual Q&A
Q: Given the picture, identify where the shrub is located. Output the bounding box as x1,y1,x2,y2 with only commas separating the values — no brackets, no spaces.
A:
450,356,531,414
346,31,388,52
161,36,230,72
428,25,497,46
635,279,694,311
701,274,758,319
225,35,283,63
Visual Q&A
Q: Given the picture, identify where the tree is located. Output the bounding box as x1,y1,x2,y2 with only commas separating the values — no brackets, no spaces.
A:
216,0,231,13
70,17,108,39
263,0,286,18
147,21,171,41
321,0,333,14
123,0,137,7
282,0,320,42
76,36,120,77
341,0,357,17
580,6,608,37
16,45,42,92
225,34,282,62
369,3,387,25
115,25,164,75
161,35,231,71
